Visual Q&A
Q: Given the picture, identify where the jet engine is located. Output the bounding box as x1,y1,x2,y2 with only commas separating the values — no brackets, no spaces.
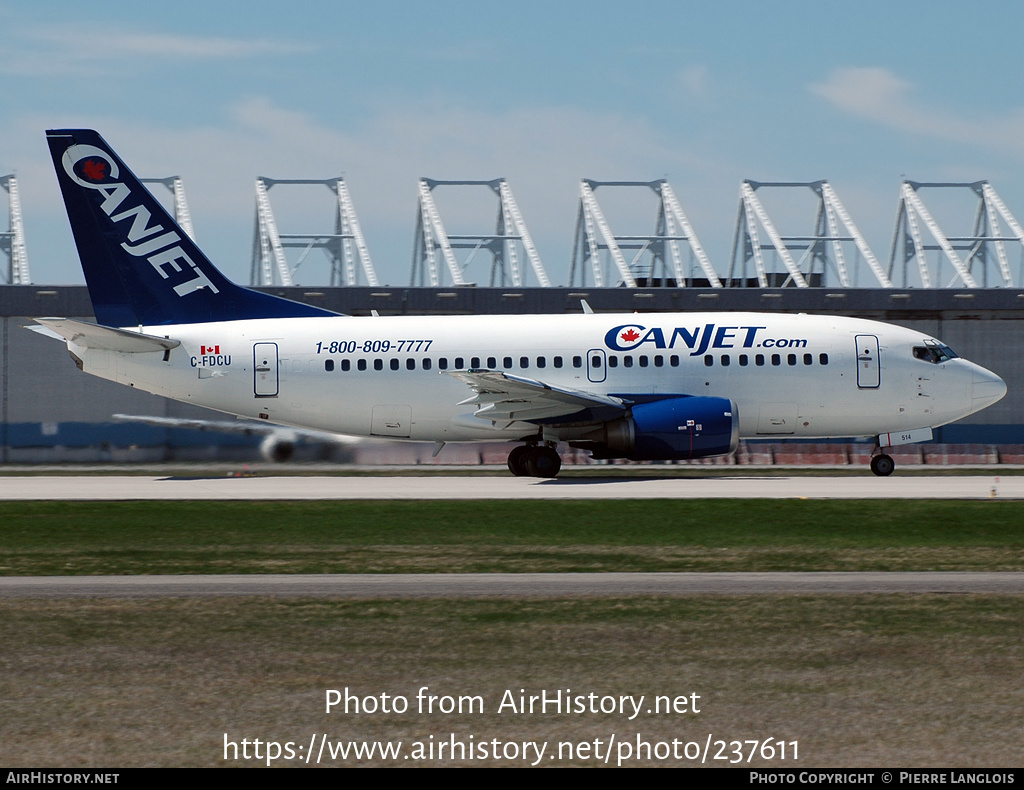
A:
574,396,739,461
259,434,296,462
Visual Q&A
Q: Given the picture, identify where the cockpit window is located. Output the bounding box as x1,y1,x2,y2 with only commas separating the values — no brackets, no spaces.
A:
913,340,958,364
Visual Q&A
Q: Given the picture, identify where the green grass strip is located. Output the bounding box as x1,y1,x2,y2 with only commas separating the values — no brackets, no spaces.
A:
2,500,1023,575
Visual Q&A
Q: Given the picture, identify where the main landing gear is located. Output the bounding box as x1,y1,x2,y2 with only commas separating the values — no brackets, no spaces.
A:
507,444,562,478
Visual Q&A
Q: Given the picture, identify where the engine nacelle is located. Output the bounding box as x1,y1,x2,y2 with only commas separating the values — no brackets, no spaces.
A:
260,435,296,462
578,396,739,461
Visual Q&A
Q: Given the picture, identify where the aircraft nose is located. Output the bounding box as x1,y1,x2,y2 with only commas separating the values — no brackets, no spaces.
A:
972,366,1007,411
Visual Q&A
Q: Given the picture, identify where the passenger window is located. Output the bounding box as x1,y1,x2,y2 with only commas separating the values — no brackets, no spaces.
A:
487,357,497,368
623,356,633,368
390,358,399,371
373,359,383,371
536,357,546,369
721,355,730,367
573,356,582,368
325,359,334,372
554,356,563,368
739,354,748,366
503,357,513,369
455,357,464,368
639,355,649,368
406,358,415,370
357,359,367,371
670,355,679,367
471,357,480,368
608,356,618,368
341,359,350,372
591,355,602,368
423,358,432,370
520,356,529,368
788,354,797,366
756,354,765,366
803,353,812,365
654,355,663,367
819,353,829,365
704,355,713,367
771,354,781,366
439,358,448,370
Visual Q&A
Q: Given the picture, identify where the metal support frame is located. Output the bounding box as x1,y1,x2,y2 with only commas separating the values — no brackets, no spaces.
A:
141,177,196,242
410,178,549,287
250,177,379,287
889,181,1020,288
569,179,720,288
0,175,29,285
729,180,889,288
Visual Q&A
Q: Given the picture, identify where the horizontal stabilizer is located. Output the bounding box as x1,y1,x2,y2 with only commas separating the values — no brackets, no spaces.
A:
33,317,180,353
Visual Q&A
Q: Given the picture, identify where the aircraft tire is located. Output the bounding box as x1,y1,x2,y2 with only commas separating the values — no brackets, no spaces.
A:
507,445,531,477
526,446,562,478
870,453,895,477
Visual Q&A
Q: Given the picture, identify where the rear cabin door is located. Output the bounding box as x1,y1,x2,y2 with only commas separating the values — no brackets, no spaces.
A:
254,342,279,397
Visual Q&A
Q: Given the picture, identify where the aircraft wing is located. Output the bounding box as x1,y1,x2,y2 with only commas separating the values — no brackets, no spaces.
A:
446,370,628,423
112,414,360,445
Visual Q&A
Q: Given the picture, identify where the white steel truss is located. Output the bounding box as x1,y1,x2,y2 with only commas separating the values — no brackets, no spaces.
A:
569,180,719,288
410,179,549,287
0,175,29,284
141,177,196,242
250,177,378,287
729,180,888,288
889,181,1020,288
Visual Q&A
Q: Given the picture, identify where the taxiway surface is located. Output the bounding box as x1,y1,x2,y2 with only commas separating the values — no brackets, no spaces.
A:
0,473,1020,500
2,572,1021,598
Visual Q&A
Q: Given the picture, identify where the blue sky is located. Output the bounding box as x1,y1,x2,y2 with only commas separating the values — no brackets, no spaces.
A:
3,0,1024,287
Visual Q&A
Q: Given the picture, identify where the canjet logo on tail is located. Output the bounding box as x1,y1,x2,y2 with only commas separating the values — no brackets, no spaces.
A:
61,144,219,298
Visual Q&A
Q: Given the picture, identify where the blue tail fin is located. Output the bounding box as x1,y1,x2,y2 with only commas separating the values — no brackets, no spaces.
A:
46,129,338,326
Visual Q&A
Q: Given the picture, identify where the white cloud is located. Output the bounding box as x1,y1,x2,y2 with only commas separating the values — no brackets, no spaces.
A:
0,24,311,76
810,66,1024,158
675,64,710,98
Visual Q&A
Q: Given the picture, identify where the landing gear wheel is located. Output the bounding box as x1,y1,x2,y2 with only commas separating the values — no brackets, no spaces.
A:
507,445,531,477
526,446,562,478
870,453,895,477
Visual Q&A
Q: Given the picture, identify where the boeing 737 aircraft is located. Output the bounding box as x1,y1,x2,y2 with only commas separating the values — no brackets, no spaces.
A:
32,129,1007,477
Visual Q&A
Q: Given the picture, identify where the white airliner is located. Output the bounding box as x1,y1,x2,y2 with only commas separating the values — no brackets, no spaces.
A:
32,129,1006,477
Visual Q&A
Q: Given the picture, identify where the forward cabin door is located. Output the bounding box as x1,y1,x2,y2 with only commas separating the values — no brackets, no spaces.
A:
855,335,880,389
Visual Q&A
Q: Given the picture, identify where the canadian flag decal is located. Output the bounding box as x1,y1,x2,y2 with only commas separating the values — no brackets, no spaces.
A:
201,345,220,354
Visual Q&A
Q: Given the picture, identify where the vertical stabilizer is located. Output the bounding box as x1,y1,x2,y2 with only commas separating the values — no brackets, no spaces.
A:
45,129,338,326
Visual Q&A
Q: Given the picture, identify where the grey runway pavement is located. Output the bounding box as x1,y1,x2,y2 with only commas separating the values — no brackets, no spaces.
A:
0,472,1020,499
2,572,1022,598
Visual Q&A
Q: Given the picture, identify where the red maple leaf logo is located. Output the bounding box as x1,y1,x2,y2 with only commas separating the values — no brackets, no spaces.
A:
81,159,107,181
621,328,640,343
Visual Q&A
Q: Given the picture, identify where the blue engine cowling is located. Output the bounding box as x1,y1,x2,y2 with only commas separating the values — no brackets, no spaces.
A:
583,396,739,461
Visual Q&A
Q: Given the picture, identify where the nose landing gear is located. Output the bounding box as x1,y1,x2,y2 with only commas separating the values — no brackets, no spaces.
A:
507,444,562,478
870,452,895,476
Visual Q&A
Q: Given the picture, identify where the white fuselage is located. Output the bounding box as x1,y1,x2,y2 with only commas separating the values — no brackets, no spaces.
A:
67,311,1005,446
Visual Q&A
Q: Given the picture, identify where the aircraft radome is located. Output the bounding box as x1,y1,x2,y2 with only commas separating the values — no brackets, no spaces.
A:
31,130,1006,477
